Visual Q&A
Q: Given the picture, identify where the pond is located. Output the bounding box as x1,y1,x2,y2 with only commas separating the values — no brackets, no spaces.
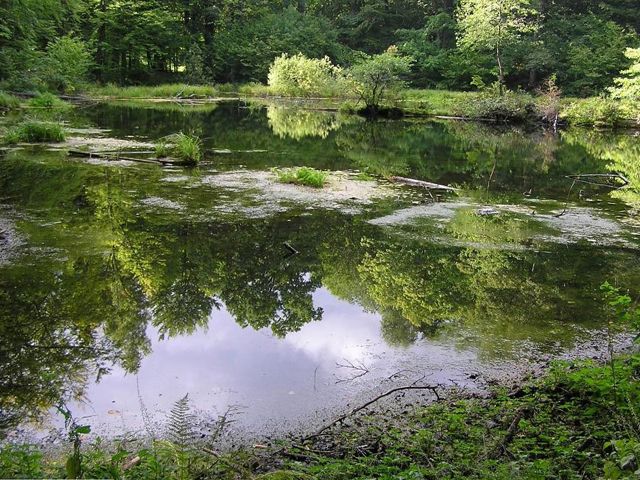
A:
1,100,639,443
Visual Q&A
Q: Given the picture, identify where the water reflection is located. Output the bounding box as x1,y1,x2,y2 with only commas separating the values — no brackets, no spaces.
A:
1,101,639,436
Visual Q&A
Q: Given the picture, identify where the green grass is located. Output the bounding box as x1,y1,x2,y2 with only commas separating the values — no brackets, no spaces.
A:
0,91,21,110
155,132,203,165
89,83,222,99
3,121,66,144
27,92,70,110
276,167,328,188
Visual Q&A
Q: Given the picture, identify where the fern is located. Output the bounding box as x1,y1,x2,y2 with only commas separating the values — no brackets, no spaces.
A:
168,394,193,449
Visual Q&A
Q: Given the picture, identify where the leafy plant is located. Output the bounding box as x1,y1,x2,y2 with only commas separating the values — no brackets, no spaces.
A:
349,46,412,114
561,97,629,128
275,167,327,188
268,53,347,97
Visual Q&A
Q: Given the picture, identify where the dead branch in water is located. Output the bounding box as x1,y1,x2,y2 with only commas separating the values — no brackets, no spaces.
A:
335,359,370,384
566,173,629,189
67,149,182,166
305,377,441,440
389,176,456,192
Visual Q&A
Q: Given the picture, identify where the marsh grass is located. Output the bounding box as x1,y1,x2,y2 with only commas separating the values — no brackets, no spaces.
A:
27,93,70,110
155,133,203,165
0,91,20,111
90,83,221,99
3,121,66,144
276,167,327,188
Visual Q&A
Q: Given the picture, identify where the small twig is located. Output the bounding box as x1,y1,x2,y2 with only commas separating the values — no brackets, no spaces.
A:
491,407,528,458
335,359,370,384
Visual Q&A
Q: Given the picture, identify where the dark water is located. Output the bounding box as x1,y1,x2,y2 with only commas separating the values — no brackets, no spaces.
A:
1,101,639,440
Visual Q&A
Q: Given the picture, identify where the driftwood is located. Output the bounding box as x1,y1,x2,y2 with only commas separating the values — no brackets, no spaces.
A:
67,149,180,166
390,176,456,192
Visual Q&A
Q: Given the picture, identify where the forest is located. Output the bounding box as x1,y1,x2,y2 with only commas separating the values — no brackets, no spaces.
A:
1,0,638,95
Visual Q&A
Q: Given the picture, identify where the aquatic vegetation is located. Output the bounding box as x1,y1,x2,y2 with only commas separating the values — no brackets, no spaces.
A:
155,132,203,165
3,121,66,144
27,92,70,110
275,167,327,188
0,91,20,111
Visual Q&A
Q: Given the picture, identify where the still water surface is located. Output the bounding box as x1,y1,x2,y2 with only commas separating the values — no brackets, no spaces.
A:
1,101,639,440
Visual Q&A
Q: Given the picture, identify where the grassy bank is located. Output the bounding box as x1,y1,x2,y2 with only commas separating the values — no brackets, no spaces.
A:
85,83,639,128
2,354,638,479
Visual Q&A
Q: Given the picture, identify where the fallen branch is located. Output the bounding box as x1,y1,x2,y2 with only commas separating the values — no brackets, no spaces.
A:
389,176,456,192
566,173,629,189
490,407,529,458
305,380,441,440
67,149,182,166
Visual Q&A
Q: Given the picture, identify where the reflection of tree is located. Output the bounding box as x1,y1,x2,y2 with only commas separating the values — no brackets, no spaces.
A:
266,105,344,140
562,129,640,209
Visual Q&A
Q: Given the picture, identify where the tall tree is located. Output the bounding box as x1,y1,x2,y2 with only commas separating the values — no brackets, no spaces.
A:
457,0,539,93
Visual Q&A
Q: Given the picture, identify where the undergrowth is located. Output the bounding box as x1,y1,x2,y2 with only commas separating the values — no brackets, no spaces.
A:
27,92,70,110
0,91,20,111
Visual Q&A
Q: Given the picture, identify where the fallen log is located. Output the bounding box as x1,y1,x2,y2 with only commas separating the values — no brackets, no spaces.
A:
390,176,456,192
67,149,181,166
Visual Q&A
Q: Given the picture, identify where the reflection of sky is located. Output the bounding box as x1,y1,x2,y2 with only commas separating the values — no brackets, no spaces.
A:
71,288,481,438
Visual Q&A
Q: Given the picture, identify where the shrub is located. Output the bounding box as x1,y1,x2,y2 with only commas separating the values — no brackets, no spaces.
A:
36,36,92,93
458,79,537,122
275,167,327,188
349,46,413,114
561,97,628,128
267,54,346,97
27,93,70,110
155,133,202,165
3,121,66,144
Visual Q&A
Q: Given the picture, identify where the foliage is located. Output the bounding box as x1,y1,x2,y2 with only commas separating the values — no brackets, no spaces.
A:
349,46,413,113
211,7,347,84
268,54,347,98
156,133,203,165
609,48,640,124
36,36,91,93
27,92,70,110
0,92,20,111
275,167,328,188
3,121,65,144
561,97,630,128
464,81,537,121
457,0,539,93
